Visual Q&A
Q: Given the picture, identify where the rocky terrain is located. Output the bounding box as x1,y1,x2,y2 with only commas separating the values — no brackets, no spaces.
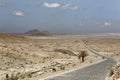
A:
0,34,101,80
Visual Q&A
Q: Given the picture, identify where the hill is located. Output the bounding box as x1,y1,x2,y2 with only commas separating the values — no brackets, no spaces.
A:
25,29,51,36
0,33,25,39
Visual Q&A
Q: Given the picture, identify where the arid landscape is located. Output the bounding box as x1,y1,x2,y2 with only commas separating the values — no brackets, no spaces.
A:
0,33,120,80
1,0,120,80
0,33,102,80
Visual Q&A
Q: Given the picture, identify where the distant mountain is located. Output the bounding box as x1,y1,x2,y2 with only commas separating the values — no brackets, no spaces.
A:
25,29,40,34
25,29,51,36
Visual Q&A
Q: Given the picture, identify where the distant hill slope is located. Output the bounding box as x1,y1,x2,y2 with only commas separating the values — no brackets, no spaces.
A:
25,29,51,36
25,29,40,34
0,33,27,40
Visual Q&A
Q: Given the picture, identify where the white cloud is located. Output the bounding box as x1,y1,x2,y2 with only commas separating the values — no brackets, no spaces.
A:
43,2,60,8
104,22,112,26
13,10,24,16
43,2,79,10
94,22,112,27
61,4,79,10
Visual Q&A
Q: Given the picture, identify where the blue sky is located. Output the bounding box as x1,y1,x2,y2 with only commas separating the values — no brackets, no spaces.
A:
0,0,120,34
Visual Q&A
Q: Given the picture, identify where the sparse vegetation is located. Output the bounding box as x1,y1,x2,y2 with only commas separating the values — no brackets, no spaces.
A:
5,72,20,80
78,51,88,62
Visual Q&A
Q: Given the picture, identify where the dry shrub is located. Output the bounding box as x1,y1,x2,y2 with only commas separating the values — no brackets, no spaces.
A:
5,72,20,80
78,51,88,62
109,69,114,77
60,65,65,70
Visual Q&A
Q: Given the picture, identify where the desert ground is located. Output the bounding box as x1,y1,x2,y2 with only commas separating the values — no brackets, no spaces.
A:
0,34,102,80
0,33,119,80
83,35,120,80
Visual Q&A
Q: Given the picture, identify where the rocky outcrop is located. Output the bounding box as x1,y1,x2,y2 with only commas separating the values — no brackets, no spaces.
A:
108,63,120,80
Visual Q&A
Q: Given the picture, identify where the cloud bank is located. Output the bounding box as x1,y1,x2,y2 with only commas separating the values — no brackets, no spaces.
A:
43,2,79,10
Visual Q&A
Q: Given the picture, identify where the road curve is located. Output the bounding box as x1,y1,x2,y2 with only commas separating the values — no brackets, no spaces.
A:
80,40,106,58
45,40,117,80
